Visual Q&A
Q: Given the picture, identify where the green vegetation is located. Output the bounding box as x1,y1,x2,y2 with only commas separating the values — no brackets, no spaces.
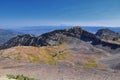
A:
7,74,37,80
1,45,71,65
85,60,97,68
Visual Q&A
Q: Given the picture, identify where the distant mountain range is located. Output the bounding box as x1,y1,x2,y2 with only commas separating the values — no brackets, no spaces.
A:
2,26,120,36
0,29,22,45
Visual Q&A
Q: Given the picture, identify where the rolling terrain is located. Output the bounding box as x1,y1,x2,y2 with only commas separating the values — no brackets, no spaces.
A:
0,45,119,80
0,26,120,80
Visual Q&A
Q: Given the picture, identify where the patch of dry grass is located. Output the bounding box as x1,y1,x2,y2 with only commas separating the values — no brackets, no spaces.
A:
0,45,71,65
85,60,97,68
0,45,107,69
103,39,120,44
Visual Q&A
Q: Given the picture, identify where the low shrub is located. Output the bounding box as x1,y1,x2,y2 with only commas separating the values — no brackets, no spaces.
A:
7,74,37,80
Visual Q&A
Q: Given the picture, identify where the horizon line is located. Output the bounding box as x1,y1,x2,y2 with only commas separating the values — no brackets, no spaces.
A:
0,25,120,28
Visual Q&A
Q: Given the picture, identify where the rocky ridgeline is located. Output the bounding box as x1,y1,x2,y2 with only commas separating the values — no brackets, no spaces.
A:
0,26,120,50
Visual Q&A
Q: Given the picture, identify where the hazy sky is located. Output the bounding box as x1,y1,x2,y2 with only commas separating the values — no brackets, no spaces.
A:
0,0,120,27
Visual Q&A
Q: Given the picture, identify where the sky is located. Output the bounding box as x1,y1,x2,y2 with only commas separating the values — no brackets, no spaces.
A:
0,0,120,27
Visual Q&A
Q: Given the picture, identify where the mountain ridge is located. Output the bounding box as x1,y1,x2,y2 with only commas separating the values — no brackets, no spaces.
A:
0,26,120,50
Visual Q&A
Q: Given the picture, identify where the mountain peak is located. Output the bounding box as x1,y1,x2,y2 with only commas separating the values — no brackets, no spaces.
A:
65,26,83,34
96,28,120,40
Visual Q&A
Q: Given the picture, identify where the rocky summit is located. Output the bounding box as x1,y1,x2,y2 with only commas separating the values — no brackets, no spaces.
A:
96,28,120,40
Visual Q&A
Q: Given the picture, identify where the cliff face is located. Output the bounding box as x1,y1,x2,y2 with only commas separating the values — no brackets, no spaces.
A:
0,27,120,50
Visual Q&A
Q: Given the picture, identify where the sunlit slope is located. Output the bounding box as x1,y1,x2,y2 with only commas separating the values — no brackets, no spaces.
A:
0,45,71,65
0,45,107,69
